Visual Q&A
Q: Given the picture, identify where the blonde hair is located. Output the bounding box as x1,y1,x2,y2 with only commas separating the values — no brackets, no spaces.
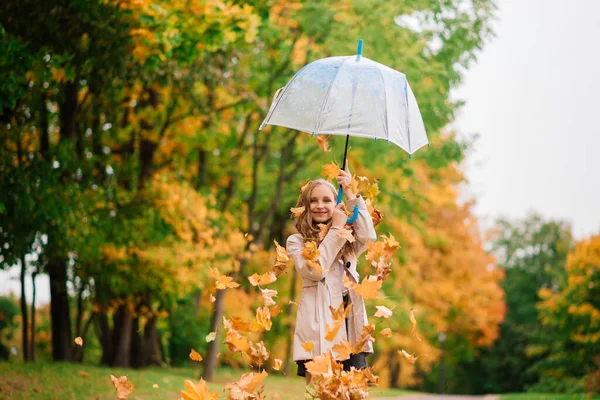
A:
293,179,338,241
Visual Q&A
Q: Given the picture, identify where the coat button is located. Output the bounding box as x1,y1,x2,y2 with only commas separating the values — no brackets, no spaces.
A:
345,261,351,268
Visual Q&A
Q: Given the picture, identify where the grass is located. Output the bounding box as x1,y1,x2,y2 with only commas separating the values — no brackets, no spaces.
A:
500,395,600,400
0,361,413,399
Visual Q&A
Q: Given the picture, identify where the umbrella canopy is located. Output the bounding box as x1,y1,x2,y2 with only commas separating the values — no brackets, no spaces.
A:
260,54,429,155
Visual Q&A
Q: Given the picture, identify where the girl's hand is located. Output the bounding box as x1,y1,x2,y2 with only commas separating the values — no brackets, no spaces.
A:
331,203,348,229
336,161,356,200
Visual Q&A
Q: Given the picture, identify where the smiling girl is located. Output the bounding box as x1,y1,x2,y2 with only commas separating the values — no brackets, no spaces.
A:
286,163,377,384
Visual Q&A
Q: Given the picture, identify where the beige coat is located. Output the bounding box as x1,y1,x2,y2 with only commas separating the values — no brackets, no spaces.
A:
286,196,377,361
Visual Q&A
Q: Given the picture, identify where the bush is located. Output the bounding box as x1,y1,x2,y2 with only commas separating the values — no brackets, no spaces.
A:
0,295,19,359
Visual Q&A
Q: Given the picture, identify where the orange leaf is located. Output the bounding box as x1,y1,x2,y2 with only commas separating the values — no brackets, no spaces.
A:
180,378,218,400
110,375,134,400
302,241,320,261
307,260,323,274
270,304,282,318
399,349,420,364
321,162,341,181
353,276,382,300
272,359,283,370
290,207,305,217
331,338,353,361
248,272,277,287
74,337,83,347
209,267,240,290
189,349,203,362
78,370,89,378
374,305,393,319
380,328,393,338
301,340,314,352
317,223,330,242
317,135,331,152
335,227,355,243
274,239,289,262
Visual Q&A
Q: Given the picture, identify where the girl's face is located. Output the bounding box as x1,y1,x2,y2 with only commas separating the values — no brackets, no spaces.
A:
309,184,336,223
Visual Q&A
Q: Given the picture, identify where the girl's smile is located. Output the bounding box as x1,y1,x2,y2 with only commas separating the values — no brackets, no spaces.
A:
309,184,335,223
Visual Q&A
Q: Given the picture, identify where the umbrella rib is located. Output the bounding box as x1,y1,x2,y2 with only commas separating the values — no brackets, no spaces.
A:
404,79,411,154
313,57,351,135
374,64,390,143
262,64,309,128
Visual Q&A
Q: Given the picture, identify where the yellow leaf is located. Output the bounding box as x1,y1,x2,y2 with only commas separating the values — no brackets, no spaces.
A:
325,319,344,342
78,370,89,378
208,267,240,290
380,328,393,338
225,329,250,352
270,304,282,318
317,223,330,242
290,207,305,217
254,306,272,331
248,272,277,287
374,305,393,319
353,276,382,300
110,375,134,400
205,332,216,342
179,378,218,400
189,348,203,362
321,162,341,181
302,241,320,261
317,135,331,152
335,227,355,243
225,371,268,399
272,359,283,371
332,338,353,361
410,308,422,341
307,260,323,274
261,288,278,306
301,340,314,352
399,349,420,364
74,337,83,346
274,239,289,262
152,384,159,389
209,294,216,303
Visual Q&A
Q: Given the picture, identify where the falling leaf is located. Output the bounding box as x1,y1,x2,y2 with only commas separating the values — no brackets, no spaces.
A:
246,341,270,367
206,332,217,342
335,227,356,243
274,239,289,262
251,306,272,331
209,294,216,303
374,305,393,319
189,348,203,362
290,207,305,217
301,340,314,352
271,261,288,277
302,241,320,261
410,308,422,341
179,378,218,400
248,272,277,287
307,260,323,274
317,135,331,152
317,223,330,242
270,304,282,318
224,329,251,352
380,328,393,338
225,371,268,400
208,267,240,290
260,288,278,306
152,384,159,389
370,207,384,226
352,276,383,300
74,337,83,346
78,370,89,378
332,339,353,361
110,375,134,400
322,162,341,181
272,359,283,370
325,319,344,342
353,325,376,354
399,349,420,364
382,234,400,256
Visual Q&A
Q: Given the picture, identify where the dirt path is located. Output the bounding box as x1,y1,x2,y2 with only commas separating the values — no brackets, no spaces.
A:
371,395,500,400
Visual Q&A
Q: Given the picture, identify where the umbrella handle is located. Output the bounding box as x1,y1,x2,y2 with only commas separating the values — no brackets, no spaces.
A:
337,186,360,224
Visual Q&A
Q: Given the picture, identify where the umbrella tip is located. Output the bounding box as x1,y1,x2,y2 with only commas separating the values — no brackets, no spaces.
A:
409,154,413,159
356,39,363,62
427,143,431,148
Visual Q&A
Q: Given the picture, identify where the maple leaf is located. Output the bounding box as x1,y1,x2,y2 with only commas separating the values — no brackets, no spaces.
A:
302,241,320,261
399,349,420,364
248,272,277,287
270,304,282,318
250,306,272,331
317,223,331,242
260,288,278,306
410,308,422,341
205,332,216,342
380,328,393,338
224,329,250,352
305,351,336,378
74,337,83,346
179,378,219,400
317,135,331,152
374,305,393,319
335,227,355,243
325,318,344,342
271,261,288,277
382,234,400,256
307,260,323,274
189,348,203,362
353,325,376,354
228,316,252,332
322,162,341,181
332,338,353,361
353,276,383,300
370,207,384,227
290,206,305,217
301,340,314,352
272,358,283,370
274,239,289,262
110,375,134,400
225,371,268,400
208,267,240,290
246,341,270,367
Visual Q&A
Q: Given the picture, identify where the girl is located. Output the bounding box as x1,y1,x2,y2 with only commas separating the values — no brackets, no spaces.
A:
286,164,377,384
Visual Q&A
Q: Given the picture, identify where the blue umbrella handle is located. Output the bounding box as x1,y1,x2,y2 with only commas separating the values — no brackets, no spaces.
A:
337,186,360,224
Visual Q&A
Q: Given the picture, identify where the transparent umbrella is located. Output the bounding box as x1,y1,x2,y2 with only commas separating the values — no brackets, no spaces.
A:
261,40,429,221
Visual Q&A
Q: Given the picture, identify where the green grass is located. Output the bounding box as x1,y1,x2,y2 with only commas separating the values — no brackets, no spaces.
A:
500,395,599,400
0,361,413,399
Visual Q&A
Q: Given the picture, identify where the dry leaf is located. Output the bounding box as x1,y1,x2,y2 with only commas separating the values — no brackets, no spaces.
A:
322,162,341,181
209,294,216,303
270,304,282,318
306,260,323,274
399,349,420,364
301,241,320,261
179,378,218,400
317,223,330,242
208,267,240,290
290,207,305,217
74,337,83,346
152,384,159,389
189,348,203,362
78,370,89,378
353,325,376,354
225,371,268,400
353,276,383,300
245,341,270,367
410,308,421,341
325,319,344,342
248,272,277,287
301,340,314,352
274,239,289,262
205,331,217,342
370,207,384,227
332,339,353,361
250,306,272,332
317,135,331,152
110,375,134,400
380,328,393,338
224,329,250,352
374,305,393,319
272,359,283,370
335,227,356,243
260,288,278,306
271,261,288,277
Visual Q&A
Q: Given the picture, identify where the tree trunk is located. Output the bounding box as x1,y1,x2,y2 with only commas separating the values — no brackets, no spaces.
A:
282,266,298,376
30,268,37,361
142,317,163,366
389,349,400,388
98,312,113,366
74,283,85,363
20,256,30,361
48,258,73,361
202,288,227,381
111,304,133,367
60,79,79,141
130,315,142,368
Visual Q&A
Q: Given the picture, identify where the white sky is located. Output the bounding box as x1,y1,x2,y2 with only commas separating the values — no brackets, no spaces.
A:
454,0,600,240
2,0,600,304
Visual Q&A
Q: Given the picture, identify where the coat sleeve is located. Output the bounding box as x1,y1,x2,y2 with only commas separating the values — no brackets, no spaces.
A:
346,195,377,256
286,232,347,281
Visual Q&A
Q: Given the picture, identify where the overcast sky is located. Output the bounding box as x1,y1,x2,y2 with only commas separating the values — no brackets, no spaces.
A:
2,0,600,304
454,0,600,240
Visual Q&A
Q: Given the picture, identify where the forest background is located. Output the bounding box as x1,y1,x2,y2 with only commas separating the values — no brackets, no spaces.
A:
0,0,599,397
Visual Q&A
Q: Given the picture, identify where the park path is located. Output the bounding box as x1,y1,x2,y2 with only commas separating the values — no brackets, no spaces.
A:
371,395,500,400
